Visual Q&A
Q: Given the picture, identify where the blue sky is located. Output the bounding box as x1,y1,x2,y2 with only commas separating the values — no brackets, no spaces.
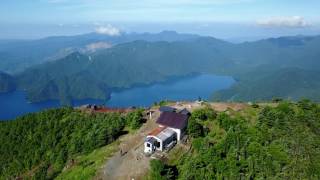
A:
0,0,320,40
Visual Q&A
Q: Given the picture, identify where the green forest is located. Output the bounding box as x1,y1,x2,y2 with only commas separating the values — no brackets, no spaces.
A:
1,100,320,179
149,100,320,179
0,108,143,179
1,35,320,104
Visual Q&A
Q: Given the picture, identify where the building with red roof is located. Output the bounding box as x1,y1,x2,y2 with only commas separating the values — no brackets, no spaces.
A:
144,107,190,154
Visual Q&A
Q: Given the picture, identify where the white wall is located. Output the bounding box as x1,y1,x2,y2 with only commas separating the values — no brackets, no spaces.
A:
168,127,181,141
146,135,163,151
144,142,153,153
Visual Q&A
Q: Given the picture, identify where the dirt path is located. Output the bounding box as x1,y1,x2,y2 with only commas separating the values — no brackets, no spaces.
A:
169,101,249,112
96,110,160,180
210,102,249,111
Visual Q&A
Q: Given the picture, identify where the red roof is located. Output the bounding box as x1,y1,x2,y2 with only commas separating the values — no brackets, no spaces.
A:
148,126,166,136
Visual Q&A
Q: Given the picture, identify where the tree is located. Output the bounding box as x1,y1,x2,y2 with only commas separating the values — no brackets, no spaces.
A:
0,108,129,179
125,109,144,130
187,119,204,138
149,160,165,180
191,107,217,121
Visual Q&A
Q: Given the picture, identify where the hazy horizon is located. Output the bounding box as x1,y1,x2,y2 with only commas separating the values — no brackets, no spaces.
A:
1,0,320,41
1,24,320,43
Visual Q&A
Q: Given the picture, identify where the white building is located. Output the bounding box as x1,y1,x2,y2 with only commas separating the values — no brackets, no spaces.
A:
144,127,177,153
144,109,190,154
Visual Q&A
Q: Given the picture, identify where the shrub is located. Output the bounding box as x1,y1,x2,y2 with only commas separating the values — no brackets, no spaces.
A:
187,119,204,138
191,107,217,121
125,109,144,130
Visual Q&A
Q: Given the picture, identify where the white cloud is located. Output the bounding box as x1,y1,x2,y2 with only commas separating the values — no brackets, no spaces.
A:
257,16,310,28
95,24,121,36
85,42,112,52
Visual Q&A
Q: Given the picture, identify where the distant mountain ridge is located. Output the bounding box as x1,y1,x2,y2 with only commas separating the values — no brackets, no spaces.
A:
14,37,232,104
1,32,320,104
0,30,200,73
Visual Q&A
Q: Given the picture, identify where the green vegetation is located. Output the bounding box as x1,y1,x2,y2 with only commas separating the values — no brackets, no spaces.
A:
15,52,111,104
1,100,320,179
14,37,230,104
153,100,171,107
0,108,144,179
213,68,320,102
187,107,217,138
2,35,320,104
190,106,217,121
55,141,119,180
0,31,199,73
125,108,145,130
158,100,320,179
148,160,177,180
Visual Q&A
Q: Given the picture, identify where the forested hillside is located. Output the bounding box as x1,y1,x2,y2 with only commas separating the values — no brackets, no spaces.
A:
213,68,320,102
1,100,320,179
0,31,199,73
14,38,233,104
1,34,320,104
150,100,320,179
212,35,320,102
0,108,144,179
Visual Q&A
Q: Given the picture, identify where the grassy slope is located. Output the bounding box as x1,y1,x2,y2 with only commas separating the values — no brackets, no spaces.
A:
56,141,119,180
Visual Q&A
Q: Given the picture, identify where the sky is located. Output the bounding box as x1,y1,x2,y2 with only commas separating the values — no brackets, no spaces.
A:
0,0,320,40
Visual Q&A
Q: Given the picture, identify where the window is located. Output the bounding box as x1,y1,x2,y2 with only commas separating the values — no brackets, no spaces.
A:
156,141,160,148
147,143,150,147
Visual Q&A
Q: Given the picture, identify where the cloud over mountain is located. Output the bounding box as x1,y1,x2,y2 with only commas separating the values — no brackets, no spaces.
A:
85,42,112,52
95,25,121,36
257,16,310,28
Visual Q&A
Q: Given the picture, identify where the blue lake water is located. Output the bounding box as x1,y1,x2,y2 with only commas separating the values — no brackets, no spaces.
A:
0,74,234,120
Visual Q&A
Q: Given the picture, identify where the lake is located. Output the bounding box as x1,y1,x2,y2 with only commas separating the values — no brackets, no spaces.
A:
0,74,234,120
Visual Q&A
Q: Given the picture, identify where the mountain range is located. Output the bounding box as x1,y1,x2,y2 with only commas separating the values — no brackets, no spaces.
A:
0,31,200,73
0,31,320,104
